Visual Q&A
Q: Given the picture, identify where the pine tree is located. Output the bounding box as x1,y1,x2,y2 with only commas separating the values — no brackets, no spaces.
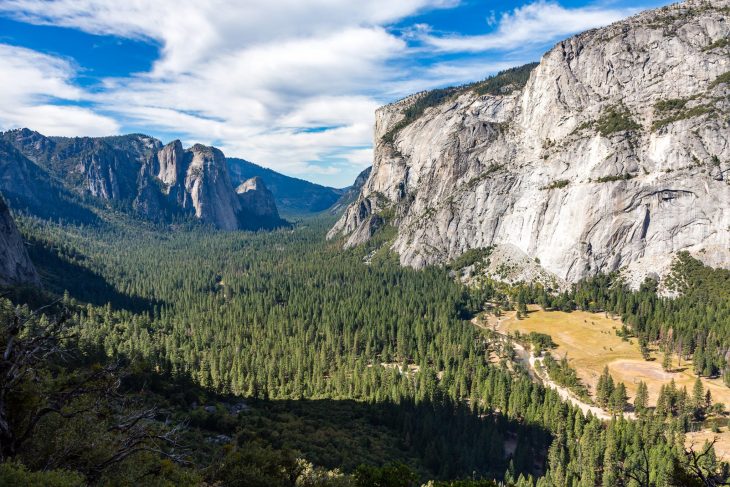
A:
596,366,616,408
694,348,705,376
609,382,627,414
693,377,705,415
663,350,673,372
634,381,649,414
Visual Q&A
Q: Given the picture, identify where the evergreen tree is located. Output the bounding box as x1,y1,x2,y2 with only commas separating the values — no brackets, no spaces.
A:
692,377,705,420
609,382,628,414
662,350,673,372
634,381,649,414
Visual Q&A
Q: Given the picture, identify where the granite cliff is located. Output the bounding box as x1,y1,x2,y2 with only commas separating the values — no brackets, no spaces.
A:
330,0,730,284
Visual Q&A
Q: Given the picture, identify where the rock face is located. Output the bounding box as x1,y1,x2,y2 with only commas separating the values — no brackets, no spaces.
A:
0,194,40,287
330,0,730,283
0,138,98,224
182,144,243,230
236,177,279,218
0,129,286,230
235,177,288,229
330,166,372,214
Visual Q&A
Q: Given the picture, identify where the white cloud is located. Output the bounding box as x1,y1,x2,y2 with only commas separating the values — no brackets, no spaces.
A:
0,0,457,74
0,44,119,136
420,2,638,53
341,148,375,169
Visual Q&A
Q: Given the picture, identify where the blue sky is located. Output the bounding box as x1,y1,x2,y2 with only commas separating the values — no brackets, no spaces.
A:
0,0,669,187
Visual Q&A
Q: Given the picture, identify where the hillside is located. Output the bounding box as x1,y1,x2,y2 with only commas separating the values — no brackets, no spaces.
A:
2,1,730,486
330,0,730,285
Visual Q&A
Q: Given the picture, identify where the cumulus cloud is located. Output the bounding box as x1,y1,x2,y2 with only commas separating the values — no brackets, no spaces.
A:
0,44,119,136
0,0,650,185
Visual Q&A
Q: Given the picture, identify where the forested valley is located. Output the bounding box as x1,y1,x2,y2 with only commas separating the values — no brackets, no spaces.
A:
1,211,729,486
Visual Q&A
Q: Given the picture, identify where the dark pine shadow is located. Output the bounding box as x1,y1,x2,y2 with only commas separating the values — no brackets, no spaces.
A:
26,237,163,313
123,362,551,483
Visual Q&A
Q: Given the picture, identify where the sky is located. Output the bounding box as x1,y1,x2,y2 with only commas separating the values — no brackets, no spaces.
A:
0,0,670,187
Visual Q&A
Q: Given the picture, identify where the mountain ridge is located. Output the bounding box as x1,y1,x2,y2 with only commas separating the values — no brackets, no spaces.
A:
0,128,292,230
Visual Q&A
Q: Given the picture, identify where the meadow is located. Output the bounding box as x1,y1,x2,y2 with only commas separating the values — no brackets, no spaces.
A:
497,306,730,408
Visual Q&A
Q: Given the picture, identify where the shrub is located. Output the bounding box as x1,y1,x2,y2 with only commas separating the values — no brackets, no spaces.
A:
540,179,570,190
596,106,641,135
594,173,634,183
710,71,730,88
0,463,84,487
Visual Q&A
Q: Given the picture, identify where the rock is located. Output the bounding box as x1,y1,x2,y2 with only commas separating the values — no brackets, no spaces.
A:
0,194,40,287
0,138,98,224
183,144,243,230
236,177,279,219
154,139,185,190
235,176,289,230
330,0,730,284
330,166,372,214
227,157,343,214
2,129,159,203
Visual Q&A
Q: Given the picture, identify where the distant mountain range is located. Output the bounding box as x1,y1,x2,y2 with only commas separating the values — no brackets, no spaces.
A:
0,128,361,230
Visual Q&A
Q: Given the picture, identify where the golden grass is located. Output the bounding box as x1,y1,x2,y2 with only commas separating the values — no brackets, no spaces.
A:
498,306,730,408
686,428,730,463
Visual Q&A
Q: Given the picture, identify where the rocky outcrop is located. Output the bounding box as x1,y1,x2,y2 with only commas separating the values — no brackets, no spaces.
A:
227,157,343,214
183,144,243,230
236,177,279,218
0,194,40,287
330,0,730,283
0,139,98,224
330,166,372,214
235,177,288,229
2,129,160,203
